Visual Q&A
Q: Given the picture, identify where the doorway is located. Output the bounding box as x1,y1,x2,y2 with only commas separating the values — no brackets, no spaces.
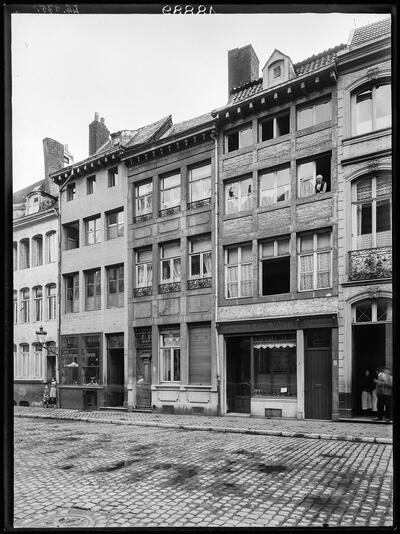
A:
304,329,332,420
136,353,152,409
226,337,251,413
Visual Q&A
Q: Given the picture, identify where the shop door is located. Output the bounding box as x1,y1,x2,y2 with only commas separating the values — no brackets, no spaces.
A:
304,329,332,420
107,349,124,406
226,338,251,413
136,353,151,408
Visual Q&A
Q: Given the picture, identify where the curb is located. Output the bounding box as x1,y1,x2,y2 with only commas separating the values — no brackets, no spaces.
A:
14,412,392,444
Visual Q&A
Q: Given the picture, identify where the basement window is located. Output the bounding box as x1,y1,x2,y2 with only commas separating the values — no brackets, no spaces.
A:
260,237,290,295
259,111,290,141
225,124,252,152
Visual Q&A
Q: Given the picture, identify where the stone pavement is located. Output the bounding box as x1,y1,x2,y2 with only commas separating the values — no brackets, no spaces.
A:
13,417,393,528
14,406,392,443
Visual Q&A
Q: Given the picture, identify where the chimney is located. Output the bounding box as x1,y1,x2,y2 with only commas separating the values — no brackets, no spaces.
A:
43,137,73,197
228,44,259,96
89,112,110,156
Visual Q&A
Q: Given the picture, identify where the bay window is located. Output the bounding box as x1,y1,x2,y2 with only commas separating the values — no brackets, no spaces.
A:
225,244,252,298
160,329,180,382
225,176,252,214
259,165,290,206
298,230,332,291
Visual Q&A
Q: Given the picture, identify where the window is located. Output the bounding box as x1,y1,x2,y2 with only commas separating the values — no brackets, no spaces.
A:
259,111,290,142
14,290,17,324
85,216,101,245
83,335,101,385
297,153,331,198
353,298,392,323
259,166,290,206
60,334,102,386
135,181,152,218
31,235,43,267
45,231,57,263
20,344,30,378
60,336,79,385
33,286,43,322
160,172,181,211
225,125,252,152
225,176,252,214
66,183,75,201
47,284,57,320
353,83,391,135
107,264,124,307
298,231,332,291
20,288,30,323
32,344,43,379
260,237,290,295
85,269,101,310
64,221,79,250
65,274,79,313
19,239,30,269
253,334,297,396
13,242,17,271
108,167,119,187
225,244,253,298
107,209,124,239
27,195,40,215
13,345,17,378
160,329,180,382
189,162,212,205
87,175,96,195
352,174,392,250
136,248,152,288
297,99,331,130
189,235,211,279
160,242,181,283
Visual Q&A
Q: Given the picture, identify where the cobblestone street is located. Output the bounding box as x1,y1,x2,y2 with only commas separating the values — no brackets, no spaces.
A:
14,416,393,528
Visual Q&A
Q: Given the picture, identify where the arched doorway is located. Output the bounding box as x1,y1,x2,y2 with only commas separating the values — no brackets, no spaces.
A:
352,296,392,416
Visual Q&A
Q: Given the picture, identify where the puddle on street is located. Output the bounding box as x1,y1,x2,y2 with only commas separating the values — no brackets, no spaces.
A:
256,463,287,474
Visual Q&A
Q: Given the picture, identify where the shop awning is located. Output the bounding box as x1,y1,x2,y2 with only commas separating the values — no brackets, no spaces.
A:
253,342,296,349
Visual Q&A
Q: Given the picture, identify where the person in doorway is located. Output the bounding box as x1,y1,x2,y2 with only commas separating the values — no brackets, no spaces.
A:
49,378,57,407
371,368,379,414
315,174,327,194
360,370,373,414
373,367,392,422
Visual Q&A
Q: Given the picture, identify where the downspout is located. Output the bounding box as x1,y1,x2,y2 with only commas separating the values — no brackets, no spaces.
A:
211,129,221,416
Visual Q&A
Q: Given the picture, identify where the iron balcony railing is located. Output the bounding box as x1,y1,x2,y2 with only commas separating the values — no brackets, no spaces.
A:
348,246,392,281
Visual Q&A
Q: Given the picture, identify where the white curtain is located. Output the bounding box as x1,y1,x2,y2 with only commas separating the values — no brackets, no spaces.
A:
300,254,314,290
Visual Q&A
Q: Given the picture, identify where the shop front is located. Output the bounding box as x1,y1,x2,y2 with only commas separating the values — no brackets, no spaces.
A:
218,314,338,420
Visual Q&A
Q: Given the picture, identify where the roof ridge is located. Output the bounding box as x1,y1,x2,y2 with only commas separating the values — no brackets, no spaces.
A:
293,43,347,68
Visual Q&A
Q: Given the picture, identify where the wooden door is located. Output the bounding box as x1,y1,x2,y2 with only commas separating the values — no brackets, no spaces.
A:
136,353,151,408
304,329,332,419
226,338,251,413
107,348,124,406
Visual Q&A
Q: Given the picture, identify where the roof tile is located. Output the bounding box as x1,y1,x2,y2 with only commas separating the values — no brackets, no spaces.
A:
13,180,45,204
349,17,391,48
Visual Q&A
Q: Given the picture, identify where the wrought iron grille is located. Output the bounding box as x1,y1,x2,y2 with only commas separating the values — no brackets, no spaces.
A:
134,213,152,223
187,198,211,210
187,277,212,290
159,206,180,217
159,282,181,294
135,327,152,349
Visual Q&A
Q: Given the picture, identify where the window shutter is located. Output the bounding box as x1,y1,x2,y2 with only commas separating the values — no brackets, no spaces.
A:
189,324,211,385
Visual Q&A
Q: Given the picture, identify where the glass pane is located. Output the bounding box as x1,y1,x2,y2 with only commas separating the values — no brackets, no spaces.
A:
356,178,372,201
357,203,372,235
173,258,181,280
317,232,331,249
355,302,372,322
163,349,171,381
239,127,252,147
161,260,171,281
376,175,392,197
162,242,180,258
203,252,211,276
173,349,180,381
241,245,252,262
377,301,388,321
356,90,372,134
190,163,211,181
376,200,391,232
191,235,211,253
300,254,314,290
137,181,152,196
315,101,331,123
277,239,289,256
298,161,315,197
190,255,200,277
260,172,274,206
300,235,313,252
317,251,331,288
297,107,313,129
261,241,274,258
375,84,391,130
227,248,238,264
162,173,180,189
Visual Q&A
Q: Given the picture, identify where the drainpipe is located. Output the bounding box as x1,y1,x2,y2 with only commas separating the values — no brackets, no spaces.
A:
211,129,221,416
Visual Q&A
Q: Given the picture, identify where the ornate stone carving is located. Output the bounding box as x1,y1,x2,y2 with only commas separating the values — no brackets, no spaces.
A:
187,198,211,210
159,206,180,217
187,277,212,290
134,213,152,223
134,286,153,297
349,247,392,281
366,66,380,82
159,282,181,294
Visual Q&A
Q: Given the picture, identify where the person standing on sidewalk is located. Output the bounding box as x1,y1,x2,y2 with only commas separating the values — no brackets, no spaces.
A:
49,378,57,408
373,367,392,422
360,370,373,414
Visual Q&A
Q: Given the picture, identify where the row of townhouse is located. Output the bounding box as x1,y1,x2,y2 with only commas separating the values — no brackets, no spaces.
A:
14,18,392,420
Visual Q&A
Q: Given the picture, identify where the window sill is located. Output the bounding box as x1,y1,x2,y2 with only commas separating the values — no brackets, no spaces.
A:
295,191,333,206
134,214,153,224
342,127,391,145
295,120,333,138
256,132,290,149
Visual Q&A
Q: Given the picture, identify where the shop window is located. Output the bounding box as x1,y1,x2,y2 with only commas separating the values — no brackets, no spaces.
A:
60,336,79,385
352,174,392,250
107,264,124,307
64,273,79,313
46,284,57,320
353,299,392,323
85,215,101,245
160,242,181,283
66,183,75,201
32,235,43,266
19,238,30,269
188,162,211,206
83,335,101,385
225,244,252,298
87,175,96,195
63,221,79,250
253,334,297,396
106,209,124,239
85,269,101,310
259,111,290,142
45,231,57,263
136,248,152,288
297,98,331,130
225,176,253,214
160,172,181,212
225,124,252,152
135,180,152,219
60,334,102,386
298,230,332,291
108,167,119,187
189,235,211,280
260,237,290,295
297,153,331,198
33,286,43,322
353,83,391,136
20,288,30,323
259,165,290,206
160,329,180,382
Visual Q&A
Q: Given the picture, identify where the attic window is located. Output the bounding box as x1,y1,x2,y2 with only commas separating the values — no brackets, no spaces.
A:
273,66,281,78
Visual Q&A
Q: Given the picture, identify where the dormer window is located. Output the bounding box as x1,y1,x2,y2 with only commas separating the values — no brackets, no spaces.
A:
262,51,294,90
273,65,281,78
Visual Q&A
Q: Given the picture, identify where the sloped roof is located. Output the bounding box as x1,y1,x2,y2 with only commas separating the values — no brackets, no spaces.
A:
159,112,214,139
228,44,346,104
13,179,45,204
349,17,391,48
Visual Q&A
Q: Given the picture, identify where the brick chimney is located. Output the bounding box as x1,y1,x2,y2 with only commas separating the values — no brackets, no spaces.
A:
228,44,259,96
43,137,73,197
89,112,110,155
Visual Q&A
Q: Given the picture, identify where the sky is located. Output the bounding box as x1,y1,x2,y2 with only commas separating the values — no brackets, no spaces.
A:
11,10,390,192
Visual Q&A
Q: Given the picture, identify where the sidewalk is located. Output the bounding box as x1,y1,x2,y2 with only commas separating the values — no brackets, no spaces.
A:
14,406,392,444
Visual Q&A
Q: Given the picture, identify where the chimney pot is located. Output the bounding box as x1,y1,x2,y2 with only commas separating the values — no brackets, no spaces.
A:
94,112,99,121
100,117,105,124
89,113,110,156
